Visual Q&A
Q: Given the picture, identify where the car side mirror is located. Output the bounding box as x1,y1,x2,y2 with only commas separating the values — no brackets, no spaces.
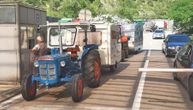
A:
176,46,182,52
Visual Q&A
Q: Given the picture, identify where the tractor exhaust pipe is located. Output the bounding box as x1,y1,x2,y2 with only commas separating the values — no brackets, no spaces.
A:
59,23,63,54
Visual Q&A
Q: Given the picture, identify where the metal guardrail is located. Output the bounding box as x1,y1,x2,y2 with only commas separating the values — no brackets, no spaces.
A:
139,68,193,72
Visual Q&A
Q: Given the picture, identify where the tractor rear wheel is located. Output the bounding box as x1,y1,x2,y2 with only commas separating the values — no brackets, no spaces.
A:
71,74,84,102
82,50,101,88
21,74,37,101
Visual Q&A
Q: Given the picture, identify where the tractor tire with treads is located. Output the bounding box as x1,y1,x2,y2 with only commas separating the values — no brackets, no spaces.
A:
82,50,101,88
21,74,37,101
71,74,84,102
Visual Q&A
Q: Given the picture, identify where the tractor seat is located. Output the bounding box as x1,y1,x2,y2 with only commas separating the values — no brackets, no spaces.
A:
66,45,80,58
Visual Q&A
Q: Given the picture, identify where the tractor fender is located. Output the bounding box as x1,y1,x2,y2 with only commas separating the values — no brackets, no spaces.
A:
81,44,98,60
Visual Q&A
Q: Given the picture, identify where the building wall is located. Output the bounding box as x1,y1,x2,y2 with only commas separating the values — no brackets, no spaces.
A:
0,25,19,82
0,3,46,83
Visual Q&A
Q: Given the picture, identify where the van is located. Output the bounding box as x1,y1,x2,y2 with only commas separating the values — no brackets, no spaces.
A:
127,23,143,53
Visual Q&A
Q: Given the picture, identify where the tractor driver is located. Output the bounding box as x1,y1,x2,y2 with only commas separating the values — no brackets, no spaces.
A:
32,36,49,61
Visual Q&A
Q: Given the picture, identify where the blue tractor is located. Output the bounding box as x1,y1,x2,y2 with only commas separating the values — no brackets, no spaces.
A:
21,22,101,102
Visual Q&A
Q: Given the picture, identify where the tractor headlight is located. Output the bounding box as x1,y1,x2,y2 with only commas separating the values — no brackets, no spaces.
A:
168,46,175,49
60,61,66,67
34,61,39,67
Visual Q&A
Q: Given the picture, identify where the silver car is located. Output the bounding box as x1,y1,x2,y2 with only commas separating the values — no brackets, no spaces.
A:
152,29,165,39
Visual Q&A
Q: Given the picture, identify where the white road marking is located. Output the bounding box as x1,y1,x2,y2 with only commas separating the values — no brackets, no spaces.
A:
132,50,151,110
139,68,193,72
147,50,151,57
0,94,22,109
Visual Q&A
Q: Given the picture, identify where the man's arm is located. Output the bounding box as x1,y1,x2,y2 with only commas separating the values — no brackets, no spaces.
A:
32,44,40,52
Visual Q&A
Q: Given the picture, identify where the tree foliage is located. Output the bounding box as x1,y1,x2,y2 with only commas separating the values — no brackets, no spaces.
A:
16,0,192,32
167,0,193,33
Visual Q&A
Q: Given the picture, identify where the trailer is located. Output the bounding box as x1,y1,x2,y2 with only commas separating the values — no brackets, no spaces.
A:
127,23,143,53
89,22,122,71
0,1,46,83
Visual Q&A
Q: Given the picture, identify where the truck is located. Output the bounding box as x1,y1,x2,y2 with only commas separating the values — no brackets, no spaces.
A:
0,1,46,83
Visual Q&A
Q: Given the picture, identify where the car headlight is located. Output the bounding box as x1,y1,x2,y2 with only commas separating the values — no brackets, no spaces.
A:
60,61,66,67
168,46,175,49
34,61,39,67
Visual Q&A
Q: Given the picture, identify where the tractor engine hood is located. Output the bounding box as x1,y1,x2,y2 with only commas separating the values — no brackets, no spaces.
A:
38,54,71,61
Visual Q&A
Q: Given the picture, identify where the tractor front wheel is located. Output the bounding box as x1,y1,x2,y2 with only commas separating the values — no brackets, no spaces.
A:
21,74,37,101
71,74,84,102
82,50,101,88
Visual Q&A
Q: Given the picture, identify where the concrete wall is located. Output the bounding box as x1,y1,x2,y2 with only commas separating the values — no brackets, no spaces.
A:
0,25,19,82
0,3,46,83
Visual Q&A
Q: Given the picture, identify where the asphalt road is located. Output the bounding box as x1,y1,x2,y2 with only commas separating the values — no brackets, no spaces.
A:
143,31,172,50
0,31,193,110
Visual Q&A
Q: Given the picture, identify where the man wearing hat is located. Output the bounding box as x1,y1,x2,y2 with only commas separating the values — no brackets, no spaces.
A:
32,36,48,60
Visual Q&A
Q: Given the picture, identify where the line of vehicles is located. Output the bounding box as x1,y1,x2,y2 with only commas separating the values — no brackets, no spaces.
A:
0,2,144,102
161,33,193,101
144,18,193,101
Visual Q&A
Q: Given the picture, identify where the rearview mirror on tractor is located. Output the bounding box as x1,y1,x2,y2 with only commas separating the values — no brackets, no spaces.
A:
90,25,96,32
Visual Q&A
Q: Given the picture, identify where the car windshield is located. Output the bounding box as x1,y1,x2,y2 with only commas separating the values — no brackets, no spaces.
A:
154,30,163,33
168,35,190,42
49,28,77,46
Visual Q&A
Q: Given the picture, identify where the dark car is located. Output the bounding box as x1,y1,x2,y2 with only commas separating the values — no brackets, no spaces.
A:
162,34,190,57
173,43,193,101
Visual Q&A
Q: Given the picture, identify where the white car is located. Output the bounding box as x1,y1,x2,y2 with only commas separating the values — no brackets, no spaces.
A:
152,29,165,39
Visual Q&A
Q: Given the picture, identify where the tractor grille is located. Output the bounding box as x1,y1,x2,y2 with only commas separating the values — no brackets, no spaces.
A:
39,64,56,80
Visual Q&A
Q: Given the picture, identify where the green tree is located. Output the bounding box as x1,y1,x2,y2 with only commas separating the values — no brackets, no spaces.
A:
88,0,104,16
117,0,137,20
167,0,193,33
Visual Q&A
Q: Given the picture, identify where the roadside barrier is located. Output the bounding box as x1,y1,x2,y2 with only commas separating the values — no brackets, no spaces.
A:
139,68,193,72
